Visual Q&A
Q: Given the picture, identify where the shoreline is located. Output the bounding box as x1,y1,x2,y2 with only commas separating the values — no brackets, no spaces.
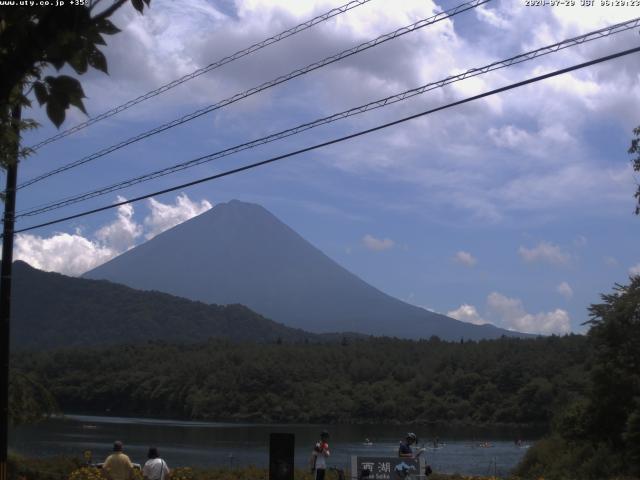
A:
49,412,548,434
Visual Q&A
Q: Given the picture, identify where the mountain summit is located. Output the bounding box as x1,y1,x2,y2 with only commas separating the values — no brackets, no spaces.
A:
85,200,522,340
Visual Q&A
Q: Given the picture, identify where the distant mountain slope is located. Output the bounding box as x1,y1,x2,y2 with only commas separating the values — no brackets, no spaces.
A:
85,200,524,340
10,261,322,350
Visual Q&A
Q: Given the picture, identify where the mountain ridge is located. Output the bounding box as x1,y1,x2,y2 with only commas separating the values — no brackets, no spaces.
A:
10,260,346,350
85,199,526,340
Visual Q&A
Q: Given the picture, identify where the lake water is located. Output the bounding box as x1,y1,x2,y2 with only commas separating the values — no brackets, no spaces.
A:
9,415,539,477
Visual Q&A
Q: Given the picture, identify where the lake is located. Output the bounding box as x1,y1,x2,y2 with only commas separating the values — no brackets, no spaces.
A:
9,415,539,477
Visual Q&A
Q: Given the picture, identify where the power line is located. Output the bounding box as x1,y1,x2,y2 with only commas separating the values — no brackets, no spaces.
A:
27,0,375,151
15,17,640,219
16,0,490,191
12,45,640,235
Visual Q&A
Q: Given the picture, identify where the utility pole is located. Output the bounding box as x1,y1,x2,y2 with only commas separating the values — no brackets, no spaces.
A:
0,103,21,480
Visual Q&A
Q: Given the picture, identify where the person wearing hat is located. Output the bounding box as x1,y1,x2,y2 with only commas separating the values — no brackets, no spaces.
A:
398,433,424,458
103,441,134,480
309,431,331,480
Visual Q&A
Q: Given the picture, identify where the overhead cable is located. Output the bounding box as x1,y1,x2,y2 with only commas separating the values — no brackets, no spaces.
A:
17,0,490,191
12,44,640,235
27,0,375,151
16,17,640,218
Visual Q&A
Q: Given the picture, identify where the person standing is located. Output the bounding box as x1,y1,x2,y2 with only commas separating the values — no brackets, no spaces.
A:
310,431,330,480
398,433,432,477
103,441,134,480
398,433,424,458
142,447,170,480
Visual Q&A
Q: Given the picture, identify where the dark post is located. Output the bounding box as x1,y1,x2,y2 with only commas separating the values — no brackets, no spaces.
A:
0,103,21,480
269,433,295,480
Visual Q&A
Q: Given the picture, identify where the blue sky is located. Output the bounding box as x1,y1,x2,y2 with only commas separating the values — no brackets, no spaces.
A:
7,0,640,335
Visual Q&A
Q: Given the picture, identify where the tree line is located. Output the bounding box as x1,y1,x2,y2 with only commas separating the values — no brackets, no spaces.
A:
13,334,589,427
516,277,640,479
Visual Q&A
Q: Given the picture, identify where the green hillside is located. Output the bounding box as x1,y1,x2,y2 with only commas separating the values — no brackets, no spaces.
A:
10,261,322,349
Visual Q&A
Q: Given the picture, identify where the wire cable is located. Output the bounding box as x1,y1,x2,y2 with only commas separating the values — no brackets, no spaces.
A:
15,16,640,219
16,0,490,191
27,0,374,151
12,45,640,235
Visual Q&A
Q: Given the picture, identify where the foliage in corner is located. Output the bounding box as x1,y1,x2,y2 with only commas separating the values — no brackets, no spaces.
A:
516,276,640,479
629,126,640,215
0,0,151,168
1,0,150,425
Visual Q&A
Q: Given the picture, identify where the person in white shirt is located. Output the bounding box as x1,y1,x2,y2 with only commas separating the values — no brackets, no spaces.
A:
142,447,170,480
309,431,330,480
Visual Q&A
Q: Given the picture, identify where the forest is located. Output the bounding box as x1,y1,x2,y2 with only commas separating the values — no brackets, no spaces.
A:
10,277,640,479
12,334,588,427
515,277,640,479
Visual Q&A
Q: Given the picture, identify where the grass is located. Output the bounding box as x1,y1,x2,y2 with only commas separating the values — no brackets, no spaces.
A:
8,455,513,480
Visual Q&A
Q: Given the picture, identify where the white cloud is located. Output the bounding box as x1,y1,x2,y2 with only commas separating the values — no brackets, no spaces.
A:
47,0,639,231
95,197,143,252
12,194,212,276
14,196,142,276
556,281,573,299
14,233,116,277
143,193,213,240
447,304,487,325
487,292,527,324
488,124,576,159
550,3,640,31
519,241,570,265
574,235,587,247
487,292,571,335
53,0,640,229
629,263,640,277
475,4,510,29
91,0,457,120
604,256,618,267
488,125,533,149
362,234,395,252
448,293,572,334
454,250,477,267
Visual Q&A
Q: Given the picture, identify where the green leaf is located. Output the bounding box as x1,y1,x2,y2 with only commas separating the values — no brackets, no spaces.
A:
45,75,87,117
68,96,87,116
49,58,65,70
48,75,85,99
97,19,121,35
46,98,65,128
20,119,40,131
131,0,144,13
88,48,108,74
33,82,48,106
18,92,32,108
45,43,66,70
87,29,107,46
68,51,89,75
